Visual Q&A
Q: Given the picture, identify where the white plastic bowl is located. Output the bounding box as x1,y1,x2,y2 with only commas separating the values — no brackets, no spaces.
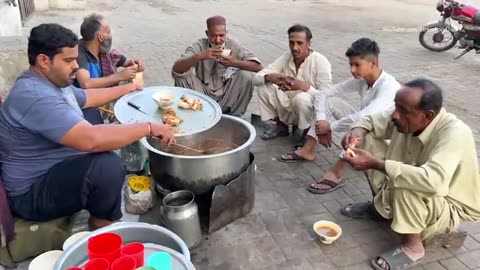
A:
152,91,175,109
29,250,63,270
313,220,342,244
62,231,91,251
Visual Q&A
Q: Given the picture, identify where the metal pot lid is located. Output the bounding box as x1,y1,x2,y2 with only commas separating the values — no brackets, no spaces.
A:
114,86,222,137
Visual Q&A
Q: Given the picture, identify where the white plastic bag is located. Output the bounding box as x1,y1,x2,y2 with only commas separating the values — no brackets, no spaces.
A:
124,183,154,215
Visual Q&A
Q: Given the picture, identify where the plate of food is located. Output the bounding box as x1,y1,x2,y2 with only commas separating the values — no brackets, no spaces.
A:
114,86,222,137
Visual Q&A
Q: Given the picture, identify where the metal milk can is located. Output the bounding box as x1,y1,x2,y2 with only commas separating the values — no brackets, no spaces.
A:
161,190,202,248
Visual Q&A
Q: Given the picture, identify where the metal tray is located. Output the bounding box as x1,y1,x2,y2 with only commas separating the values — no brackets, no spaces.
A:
114,86,222,137
53,222,194,270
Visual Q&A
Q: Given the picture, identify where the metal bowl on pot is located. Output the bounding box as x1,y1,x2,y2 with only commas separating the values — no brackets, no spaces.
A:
140,115,256,195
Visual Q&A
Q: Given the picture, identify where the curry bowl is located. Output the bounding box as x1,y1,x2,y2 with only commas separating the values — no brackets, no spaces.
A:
313,220,342,244
152,91,175,109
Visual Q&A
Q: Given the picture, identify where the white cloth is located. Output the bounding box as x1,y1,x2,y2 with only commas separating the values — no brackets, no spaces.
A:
314,70,401,132
253,50,332,128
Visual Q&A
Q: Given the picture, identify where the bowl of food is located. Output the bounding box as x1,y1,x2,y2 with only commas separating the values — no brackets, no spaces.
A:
313,220,342,244
152,91,175,109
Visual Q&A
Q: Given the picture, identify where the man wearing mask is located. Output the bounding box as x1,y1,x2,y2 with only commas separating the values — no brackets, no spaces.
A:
75,13,145,124
172,16,263,116
0,23,173,230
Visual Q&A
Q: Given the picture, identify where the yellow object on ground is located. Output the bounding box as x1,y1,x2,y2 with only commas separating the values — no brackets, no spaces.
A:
128,175,151,192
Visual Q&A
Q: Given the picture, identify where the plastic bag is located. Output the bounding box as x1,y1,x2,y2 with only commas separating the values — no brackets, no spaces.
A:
124,177,154,215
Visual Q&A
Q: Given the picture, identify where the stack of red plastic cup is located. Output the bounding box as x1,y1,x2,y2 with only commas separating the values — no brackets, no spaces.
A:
83,232,145,270
121,242,145,267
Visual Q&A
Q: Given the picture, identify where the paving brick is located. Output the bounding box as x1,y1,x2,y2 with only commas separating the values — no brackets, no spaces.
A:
439,257,469,270
324,247,370,267
457,250,480,269
422,262,447,270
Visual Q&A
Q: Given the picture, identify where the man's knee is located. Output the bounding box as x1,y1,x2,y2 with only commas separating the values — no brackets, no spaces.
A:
87,152,126,190
292,92,313,109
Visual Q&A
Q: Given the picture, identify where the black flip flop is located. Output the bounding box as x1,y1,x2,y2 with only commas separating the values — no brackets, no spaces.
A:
340,202,388,220
261,125,289,140
307,179,345,194
278,151,308,163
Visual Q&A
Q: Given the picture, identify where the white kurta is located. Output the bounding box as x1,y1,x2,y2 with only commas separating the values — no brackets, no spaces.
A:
253,50,332,129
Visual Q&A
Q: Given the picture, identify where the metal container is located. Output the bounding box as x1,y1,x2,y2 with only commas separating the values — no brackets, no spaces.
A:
53,222,192,270
140,115,256,195
161,190,202,248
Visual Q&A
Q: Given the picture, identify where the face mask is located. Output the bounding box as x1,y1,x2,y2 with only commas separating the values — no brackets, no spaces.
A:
100,35,113,53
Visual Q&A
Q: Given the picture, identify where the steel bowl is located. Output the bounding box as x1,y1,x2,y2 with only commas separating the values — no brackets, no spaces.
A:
140,115,256,195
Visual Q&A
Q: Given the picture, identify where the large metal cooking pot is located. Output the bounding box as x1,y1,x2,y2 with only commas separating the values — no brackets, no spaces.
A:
140,115,256,195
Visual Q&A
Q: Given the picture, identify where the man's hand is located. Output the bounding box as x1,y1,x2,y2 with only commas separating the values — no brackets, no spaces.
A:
198,48,223,61
317,132,332,148
265,73,286,85
118,66,137,81
341,127,367,150
315,120,331,136
342,148,379,171
218,54,237,67
280,76,310,91
151,123,175,145
133,60,145,72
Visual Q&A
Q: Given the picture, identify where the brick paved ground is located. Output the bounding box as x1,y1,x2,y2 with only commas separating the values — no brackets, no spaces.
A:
2,0,480,269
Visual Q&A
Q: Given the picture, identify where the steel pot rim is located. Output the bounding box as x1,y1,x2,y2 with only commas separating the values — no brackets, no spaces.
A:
140,114,256,159
163,190,195,208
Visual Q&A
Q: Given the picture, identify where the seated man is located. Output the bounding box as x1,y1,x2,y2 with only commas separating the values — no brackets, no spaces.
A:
341,78,480,269
278,39,400,193
254,24,332,148
75,13,145,124
0,24,174,230
172,16,263,116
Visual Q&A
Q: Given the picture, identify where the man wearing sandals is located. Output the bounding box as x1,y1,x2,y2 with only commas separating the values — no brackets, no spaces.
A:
254,24,332,147
280,38,401,193
340,79,480,269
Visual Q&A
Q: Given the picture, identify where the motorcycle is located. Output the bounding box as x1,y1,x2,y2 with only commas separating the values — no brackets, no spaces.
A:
419,0,480,59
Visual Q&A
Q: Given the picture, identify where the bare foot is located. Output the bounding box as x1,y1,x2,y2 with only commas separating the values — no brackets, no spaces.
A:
88,216,120,231
375,246,425,270
309,171,341,191
281,148,315,161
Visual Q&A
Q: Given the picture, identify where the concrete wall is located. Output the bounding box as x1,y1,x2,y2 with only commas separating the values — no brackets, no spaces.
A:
35,0,50,11
49,0,85,9
0,50,28,98
0,2,22,37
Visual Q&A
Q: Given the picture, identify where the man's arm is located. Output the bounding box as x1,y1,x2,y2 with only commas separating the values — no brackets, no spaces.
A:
314,78,360,121
330,84,399,132
172,41,208,75
351,109,395,140
312,54,333,92
81,83,139,109
252,53,288,86
382,129,464,196
224,59,262,73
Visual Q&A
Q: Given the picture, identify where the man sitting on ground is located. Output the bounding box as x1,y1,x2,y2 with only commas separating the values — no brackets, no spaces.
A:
254,24,332,149
0,24,174,230
172,15,262,116
75,13,145,124
341,78,480,270
277,38,400,196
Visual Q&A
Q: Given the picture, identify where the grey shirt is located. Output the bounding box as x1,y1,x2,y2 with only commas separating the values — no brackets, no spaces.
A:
0,71,87,196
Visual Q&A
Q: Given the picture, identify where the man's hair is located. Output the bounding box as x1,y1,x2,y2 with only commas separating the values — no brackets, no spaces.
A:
287,24,313,41
404,78,443,114
345,38,380,61
80,13,104,41
28,23,78,65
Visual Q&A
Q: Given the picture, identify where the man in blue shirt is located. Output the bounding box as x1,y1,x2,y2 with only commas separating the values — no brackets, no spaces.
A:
74,13,145,124
0,23,173,230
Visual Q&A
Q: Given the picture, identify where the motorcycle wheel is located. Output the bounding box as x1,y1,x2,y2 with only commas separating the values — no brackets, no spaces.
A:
419,23,458,52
